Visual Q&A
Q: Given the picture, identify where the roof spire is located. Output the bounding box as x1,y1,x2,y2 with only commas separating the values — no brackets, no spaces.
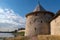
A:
33,0,46,12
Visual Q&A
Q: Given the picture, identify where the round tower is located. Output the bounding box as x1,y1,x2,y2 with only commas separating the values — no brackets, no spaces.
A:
25,4,54,36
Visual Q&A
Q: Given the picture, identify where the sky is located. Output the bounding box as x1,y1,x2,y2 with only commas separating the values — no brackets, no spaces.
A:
0,0,60,31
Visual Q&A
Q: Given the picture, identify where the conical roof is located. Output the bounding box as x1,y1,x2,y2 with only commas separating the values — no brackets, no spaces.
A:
56,10,60,16
26,2,54,17
33,4,46,12
57,10,60,13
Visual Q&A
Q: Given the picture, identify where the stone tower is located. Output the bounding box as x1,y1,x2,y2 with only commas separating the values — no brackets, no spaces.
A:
25,4,54,36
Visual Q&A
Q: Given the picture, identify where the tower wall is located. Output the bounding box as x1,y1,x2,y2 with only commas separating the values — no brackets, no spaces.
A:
25,11,54,36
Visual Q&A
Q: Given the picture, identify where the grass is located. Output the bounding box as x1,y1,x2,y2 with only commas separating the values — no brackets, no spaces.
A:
17,32,25,36
13,32,25,36
38,35,60,40
4,35,60,40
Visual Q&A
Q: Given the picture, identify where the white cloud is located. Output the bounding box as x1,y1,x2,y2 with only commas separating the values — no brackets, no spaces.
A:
0,8,26,31
0,8,4,13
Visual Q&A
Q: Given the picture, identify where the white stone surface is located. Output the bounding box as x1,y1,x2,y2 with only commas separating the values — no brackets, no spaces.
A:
51,16,60,35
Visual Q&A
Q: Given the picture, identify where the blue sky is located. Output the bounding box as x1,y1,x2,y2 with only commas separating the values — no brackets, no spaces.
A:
0,0,60,17
0,0,60,31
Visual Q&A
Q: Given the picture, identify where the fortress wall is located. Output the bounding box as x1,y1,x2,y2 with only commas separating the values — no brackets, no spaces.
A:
51,16,60,35
25,12,53,36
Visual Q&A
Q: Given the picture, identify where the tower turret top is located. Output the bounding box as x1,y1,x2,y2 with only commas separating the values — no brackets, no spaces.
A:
26,0,54,17
33,2,46,12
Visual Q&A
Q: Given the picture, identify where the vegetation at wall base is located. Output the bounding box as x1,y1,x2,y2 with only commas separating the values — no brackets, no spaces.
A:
3,35,60,40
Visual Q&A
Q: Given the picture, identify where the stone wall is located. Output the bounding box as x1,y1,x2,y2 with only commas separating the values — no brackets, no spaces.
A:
51,16,60,35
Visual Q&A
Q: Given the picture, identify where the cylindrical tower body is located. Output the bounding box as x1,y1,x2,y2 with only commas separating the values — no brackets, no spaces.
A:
25,11,54,36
